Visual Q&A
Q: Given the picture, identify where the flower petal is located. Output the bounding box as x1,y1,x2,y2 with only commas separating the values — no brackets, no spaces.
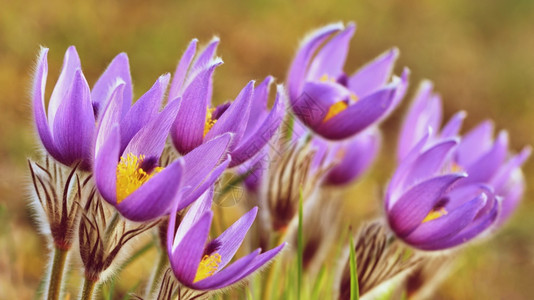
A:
91,52,132,120
306,23,356,81
348,47,399,98
171,59,222,154
124,98,181,159
48,46,81,133
244,76,273,138
32,48,61,160
117,158,184,222
94,124,120,204
462,130,508,185
205,81,254,147
169,39,198,100
440,111,466,139
95,82,125,156
193,37,220,70
230,85,285,167
456,120,494,166
287,23,344,101
388,174,466,237
172,188,214,250
315,85,397,140
169,211,213,285
52,69,95,168
214,207,258,269
121,74,170,151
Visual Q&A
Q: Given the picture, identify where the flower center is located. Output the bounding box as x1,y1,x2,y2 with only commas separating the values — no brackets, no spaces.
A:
204,107,217,137
323,101,349,123
422,207,448,223
116,153,163,203
194,253,222,282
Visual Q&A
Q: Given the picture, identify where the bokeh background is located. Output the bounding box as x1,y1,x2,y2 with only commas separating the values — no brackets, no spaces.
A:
1,0,533,299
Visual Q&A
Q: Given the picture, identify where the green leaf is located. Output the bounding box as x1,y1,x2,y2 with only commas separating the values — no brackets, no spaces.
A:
297,188,304,300
350,235,360,300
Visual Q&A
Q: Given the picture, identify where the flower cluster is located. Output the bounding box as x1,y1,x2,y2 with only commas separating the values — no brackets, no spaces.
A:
28,22,529,300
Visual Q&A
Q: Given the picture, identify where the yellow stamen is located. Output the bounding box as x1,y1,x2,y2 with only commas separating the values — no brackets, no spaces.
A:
323,101,348,123
116,153,163,203
451,162,463,172
422,207,448,223
320,74,335,83
194,253,222,282
204,107,217,137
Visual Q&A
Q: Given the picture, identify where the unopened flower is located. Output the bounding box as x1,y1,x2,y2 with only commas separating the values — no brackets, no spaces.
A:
166,189,286,291
287,22,409,140
169,39,285,166
386,133,499,250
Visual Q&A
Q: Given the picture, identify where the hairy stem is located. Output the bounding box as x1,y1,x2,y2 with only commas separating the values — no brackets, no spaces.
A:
80,278,97,300
145,249,169,298
47,247,68,300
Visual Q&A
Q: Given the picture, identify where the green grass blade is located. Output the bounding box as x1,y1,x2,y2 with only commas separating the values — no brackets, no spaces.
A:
350,235,360,300
297,188,304,300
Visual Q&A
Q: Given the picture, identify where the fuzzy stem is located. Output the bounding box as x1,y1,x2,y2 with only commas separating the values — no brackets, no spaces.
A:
145,249,169,298
47,247,68,300
262,231,288,300
80,278,97,300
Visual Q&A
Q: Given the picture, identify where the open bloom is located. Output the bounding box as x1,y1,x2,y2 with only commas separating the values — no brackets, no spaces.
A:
93,63,232,221
398,81,531,225
287,22,409,140
169,39,285,166
319,127,381,186
167,189,285,290
386,133,499,250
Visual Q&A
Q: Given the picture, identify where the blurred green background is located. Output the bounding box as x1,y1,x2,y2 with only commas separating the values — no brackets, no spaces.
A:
1,0,533,299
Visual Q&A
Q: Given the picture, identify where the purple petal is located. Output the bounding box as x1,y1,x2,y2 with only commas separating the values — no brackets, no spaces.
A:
440,111,466,139
117,158,184,222
461,131,508,185
48,46,81,133
306,23,356,81
348,47,399,98
169,211,213,285
287,23,344,101
192,249,260,290
491,146,531,192
294,80,351,129
315,85,397,140
456,120,494,166
388,174,466,237
230,85,285,167
405,193,487,246
244,76,274,138
171,60,222,154
94,124,120,204
124,98,181,159
173,188,214,247
32,48,61,160
205,81,254,147
193,37,220,70
498,172,525,224
169,39,198,100
52,69,95,168
214,207,258,269
91,53,132,120
95,82,125,155
325,128,381,185
121,74,170,151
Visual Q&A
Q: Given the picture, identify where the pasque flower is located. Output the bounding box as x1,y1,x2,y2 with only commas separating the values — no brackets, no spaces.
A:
93,60,232,222
287,22,409,140
169,39,285,166
398,81,531,225
386,132,500,250
166,188,286,291
320,127,381,186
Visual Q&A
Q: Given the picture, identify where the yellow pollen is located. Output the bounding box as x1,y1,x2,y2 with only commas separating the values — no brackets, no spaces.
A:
323,101,349,123
194,253,222,282
116,153,163,203
320,74,336,83
451,162,463,172
422,207,448,223
204,107,217,137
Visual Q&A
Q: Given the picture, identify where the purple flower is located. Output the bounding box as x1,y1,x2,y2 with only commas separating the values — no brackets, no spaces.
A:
167,188,286,290
286,23,409,140
93,64,232,222
399,81,531,226
321,127,381,186
386,133,499,250
169,39,285,167
32,47,96,170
